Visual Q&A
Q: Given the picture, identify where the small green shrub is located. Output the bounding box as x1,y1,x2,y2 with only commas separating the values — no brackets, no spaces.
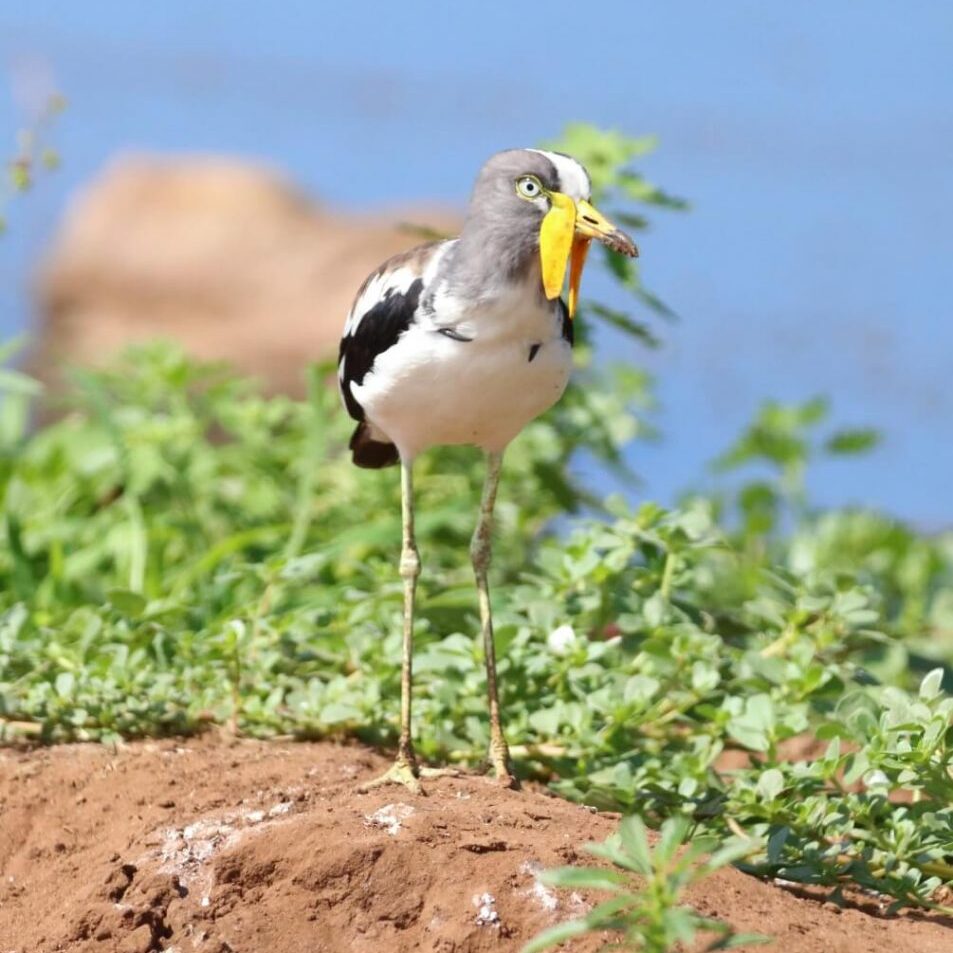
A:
523,816,766,953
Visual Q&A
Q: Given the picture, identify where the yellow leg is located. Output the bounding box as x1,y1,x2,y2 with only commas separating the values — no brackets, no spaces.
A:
359,458,423,794
471,451,518,788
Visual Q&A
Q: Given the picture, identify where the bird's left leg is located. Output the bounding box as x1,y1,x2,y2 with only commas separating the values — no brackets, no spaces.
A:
359,458,424,794
471,450,519,789
358,458,457,795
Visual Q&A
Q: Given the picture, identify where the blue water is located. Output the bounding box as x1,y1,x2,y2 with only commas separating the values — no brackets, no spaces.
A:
1,2,952,525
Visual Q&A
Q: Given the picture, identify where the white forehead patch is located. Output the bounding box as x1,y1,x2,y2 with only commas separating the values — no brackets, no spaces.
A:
528,149,591,201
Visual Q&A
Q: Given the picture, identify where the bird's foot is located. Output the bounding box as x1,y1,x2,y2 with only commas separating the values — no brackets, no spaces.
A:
488,766,520,790
358,757,424,795
357,759,459,796
487,745,520,790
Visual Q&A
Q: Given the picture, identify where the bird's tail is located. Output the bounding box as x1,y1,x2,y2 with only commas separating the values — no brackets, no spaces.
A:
349,421,400,469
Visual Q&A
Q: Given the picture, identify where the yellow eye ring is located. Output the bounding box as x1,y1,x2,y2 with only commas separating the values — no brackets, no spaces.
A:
516,175,544,200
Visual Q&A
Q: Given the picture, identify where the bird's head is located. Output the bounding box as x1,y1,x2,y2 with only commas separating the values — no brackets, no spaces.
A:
467,148,638,317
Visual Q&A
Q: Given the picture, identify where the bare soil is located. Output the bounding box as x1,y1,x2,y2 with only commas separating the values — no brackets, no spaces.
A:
1,736,950,953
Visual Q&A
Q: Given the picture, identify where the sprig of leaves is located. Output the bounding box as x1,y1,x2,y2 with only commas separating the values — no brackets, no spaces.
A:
523,816,767,953
0,91,65,235
545,123,687,325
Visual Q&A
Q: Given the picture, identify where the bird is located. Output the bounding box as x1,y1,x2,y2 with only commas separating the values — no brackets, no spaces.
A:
338,148,637,793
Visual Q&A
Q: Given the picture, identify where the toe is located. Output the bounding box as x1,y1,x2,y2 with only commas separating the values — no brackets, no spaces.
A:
357,759,425,795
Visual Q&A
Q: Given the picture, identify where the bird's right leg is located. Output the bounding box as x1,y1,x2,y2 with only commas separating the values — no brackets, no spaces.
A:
471,451,518,789
359,457,423,794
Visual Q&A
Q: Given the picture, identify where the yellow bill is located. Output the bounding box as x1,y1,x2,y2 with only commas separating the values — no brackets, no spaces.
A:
538,194,638,317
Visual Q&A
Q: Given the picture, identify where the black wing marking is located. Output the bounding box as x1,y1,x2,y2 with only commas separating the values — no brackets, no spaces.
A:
557,298,574,347
338,277,425,422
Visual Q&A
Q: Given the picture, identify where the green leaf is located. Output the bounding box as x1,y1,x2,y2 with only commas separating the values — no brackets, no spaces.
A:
617,171,690,210
655,815,691,864
0,367,43,396
706,837,759,871
617,815,653,874
528,706,562,736
0,335,30,364
756,768,785,801
539,866,626,892
919,668,945,701
708,933,773,950
520,919,591,953
54,671,74,697
319,702,363,724
825,428,880,456
586,303,661,348
643,591,667,627
766,827,790,865
107,588,147,617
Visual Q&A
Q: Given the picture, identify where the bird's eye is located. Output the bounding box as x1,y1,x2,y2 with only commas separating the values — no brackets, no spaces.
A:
516,175,543,200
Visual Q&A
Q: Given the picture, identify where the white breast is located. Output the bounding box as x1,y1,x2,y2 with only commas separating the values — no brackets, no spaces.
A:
352,281,573,460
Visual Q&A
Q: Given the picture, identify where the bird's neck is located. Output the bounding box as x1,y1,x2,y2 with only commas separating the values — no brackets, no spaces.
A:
446,220,543,304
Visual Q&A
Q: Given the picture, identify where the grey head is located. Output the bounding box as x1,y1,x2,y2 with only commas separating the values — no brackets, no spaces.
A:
467,149,592,225
436,148,635,307
444,149,593,295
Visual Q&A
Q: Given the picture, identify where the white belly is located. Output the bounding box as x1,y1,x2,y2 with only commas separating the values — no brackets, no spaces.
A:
352,297,572,459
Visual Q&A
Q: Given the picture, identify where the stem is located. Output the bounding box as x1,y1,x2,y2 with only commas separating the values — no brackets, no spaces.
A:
760,625,797,658
660,551,676,601
125,495,146,593
227,622,243,735
285,367,326,559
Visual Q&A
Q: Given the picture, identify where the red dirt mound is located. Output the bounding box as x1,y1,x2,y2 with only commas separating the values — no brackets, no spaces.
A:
1,736,950,952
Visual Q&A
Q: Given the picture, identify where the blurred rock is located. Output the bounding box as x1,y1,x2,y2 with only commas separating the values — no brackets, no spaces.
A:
32,154,458,394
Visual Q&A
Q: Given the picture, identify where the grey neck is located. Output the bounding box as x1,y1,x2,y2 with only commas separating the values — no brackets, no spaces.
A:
439,214,542,303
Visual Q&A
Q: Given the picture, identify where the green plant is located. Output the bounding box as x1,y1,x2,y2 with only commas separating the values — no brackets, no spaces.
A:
523,816,767,953
708,396,879,536
546,123,686,343
1,124,953,929
1,91,64,235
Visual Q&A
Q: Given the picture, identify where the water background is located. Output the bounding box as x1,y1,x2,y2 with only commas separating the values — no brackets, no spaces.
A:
1,2,951,525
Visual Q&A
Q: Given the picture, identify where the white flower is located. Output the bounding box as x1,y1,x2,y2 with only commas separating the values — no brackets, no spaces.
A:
547,624,577,655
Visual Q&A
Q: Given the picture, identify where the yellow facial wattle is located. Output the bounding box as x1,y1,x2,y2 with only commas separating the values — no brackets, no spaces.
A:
539,191,577,302
568,236,591,319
